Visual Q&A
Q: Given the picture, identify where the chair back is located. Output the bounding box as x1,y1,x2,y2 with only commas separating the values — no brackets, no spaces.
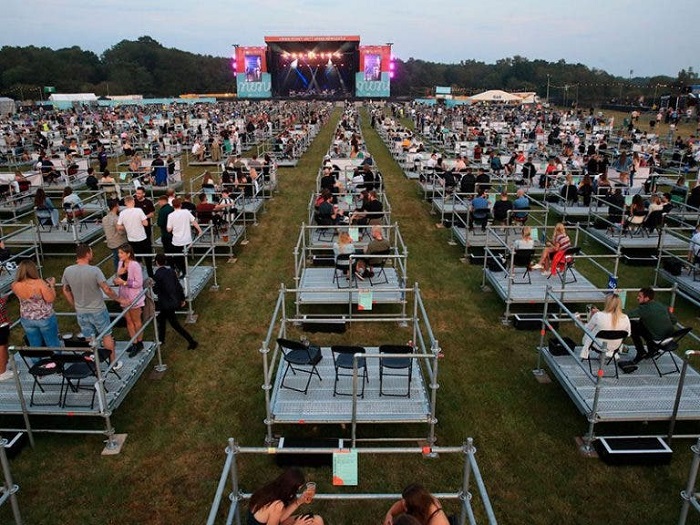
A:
379,344,413,368
513,249,534,268
335,253,351,268
593,329,629,352
277,337,322,365
331,345,365,367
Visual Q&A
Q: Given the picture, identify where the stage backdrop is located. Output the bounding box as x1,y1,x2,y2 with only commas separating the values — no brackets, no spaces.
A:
355,45,391,98
236,46,272,99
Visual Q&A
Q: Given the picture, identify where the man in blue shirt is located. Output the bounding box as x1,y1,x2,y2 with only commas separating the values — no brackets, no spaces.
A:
469,189,491,232
512,189,530,223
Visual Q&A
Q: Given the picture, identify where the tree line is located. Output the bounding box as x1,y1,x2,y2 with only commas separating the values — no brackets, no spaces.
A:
0,36,695,107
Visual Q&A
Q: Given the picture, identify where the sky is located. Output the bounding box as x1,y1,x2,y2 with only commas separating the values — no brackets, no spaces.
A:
3,0,698,79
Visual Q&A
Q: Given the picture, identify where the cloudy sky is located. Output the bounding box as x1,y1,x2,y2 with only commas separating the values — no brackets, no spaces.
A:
3,0,697,78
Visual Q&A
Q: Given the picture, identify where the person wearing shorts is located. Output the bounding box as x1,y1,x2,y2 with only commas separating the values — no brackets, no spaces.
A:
62,244,126,370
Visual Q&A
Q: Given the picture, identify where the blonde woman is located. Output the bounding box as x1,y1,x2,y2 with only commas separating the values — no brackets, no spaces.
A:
333,231,356,279
580,294,631,359
513,226,534,250
533,223,571,273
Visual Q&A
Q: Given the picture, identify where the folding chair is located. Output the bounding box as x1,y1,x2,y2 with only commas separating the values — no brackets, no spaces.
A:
277,338,323,394
314,212,335,242
63,203,86,232
585,329,629,379
18,350,64,406
367,249,391,286
379,344,414,398
331,345,368,398
648,327,693,377
512,249,534,284
549,247,580,284
333,253,355,288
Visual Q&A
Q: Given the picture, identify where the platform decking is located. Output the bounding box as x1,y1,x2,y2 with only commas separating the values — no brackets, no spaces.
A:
547,202,605,219
657,268,700,306
3,221,103,246
586,227,688,251
296,268,405,305
485,267,608,304
0,340,157,416
539,347,700,422
269,346,431,424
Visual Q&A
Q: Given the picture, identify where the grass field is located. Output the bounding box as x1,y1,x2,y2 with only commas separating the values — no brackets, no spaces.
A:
1,105,699,525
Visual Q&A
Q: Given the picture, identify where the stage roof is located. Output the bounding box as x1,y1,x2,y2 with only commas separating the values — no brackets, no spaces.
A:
265,35,360,43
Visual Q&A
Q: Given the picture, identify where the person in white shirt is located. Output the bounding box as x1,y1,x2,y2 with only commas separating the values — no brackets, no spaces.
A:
579,294,631,359
117,195,153,277
167,198,202,276
689,225,700,264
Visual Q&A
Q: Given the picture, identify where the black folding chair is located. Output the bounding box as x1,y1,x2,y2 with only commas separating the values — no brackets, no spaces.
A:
277,338,323,394
585,329,629,380
648,327,693,377
331,345,368,398
379,344,414,398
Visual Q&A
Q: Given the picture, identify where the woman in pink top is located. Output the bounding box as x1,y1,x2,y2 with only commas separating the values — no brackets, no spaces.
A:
114,243,145,357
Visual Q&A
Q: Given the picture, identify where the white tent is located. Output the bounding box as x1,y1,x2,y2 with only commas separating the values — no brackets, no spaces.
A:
0,97,16,115
469,90,522,103
48,93,98,102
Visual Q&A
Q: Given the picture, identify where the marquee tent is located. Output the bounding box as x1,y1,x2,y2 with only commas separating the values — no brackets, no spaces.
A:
469,90,522,103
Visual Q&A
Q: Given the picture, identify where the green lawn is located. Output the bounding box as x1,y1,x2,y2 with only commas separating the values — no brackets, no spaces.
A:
1,106,699,525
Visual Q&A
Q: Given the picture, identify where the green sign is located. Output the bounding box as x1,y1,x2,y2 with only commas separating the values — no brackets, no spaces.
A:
43,86,56,94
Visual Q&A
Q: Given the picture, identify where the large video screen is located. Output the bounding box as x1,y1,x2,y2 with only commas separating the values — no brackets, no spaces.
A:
245,55,263,82
364,54,381,81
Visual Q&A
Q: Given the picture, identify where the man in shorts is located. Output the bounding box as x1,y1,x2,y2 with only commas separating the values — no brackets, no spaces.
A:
62,244,126,370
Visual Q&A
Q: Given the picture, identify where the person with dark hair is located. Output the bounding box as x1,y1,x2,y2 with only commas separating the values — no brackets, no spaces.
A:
156,195,174,260
153,253,197,350
102,198,128,274
62,244,124,370
248,468,322,525
114,243,145,357
34,187,59,227
384,484,450,525
626,287,677,365
167,198,202,277
85,167,99,190
118,195,153,278
492,190,513,225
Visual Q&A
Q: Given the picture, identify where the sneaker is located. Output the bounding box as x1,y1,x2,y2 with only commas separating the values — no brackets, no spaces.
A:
0,369,15,381
113,360,124,371
532,263,543,270
355,270,365,281
187,341,199,351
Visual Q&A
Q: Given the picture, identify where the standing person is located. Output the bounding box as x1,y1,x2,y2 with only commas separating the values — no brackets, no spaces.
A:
0,294,11,381
167,198,202,277
97,145,108,172
117,195,153,278
247,468,322,525
156,194,174,260
134,186,156,240
11,260,62,349
102,198,128,274
626,287,677,365
152,254,198,350
62,244,124,369
114,244,145,357
384,484,450,525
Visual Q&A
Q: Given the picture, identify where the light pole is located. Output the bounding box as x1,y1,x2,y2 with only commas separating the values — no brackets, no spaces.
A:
546,74,550,106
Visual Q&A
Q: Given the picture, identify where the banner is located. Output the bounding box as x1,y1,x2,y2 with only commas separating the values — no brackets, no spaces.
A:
236,73,272,99
355,72,390,98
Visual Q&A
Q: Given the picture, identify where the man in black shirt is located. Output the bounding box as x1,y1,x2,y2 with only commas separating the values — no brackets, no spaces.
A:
134,187,156,240
492,191,513,225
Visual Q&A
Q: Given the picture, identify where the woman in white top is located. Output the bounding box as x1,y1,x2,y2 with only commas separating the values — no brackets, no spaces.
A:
513,226,534,250
579,294,631,359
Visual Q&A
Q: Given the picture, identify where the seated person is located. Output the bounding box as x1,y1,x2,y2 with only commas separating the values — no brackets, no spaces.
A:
195,192,228,227
384,484,450,525
533,223,571,273
99,169,121,199
355,225,391,280
316,189,345,225
606,188,625,226
622,194,647,232
34,188,58,227
247,468,322,525
350,190,383,226
62,186,84,221
513,226,534,250
333,231,356,279
560,174,578,206
468,189,490,232
688,225,700,266
512,189,530,223
626,287,677,365
85,168,99,191
492,190,513,225
578,174,593,206
459,168,476,194
579,294,631,360
475,169,490,192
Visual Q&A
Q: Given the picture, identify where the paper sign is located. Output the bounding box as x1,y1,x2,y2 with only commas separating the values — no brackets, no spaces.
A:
119,172,128,181
357,289,373,310
530,228,539,243
487,194,496,207
624,195,633,206
619,290,627,309
344,195,353,206
333,449,358,486
349,227,359,242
